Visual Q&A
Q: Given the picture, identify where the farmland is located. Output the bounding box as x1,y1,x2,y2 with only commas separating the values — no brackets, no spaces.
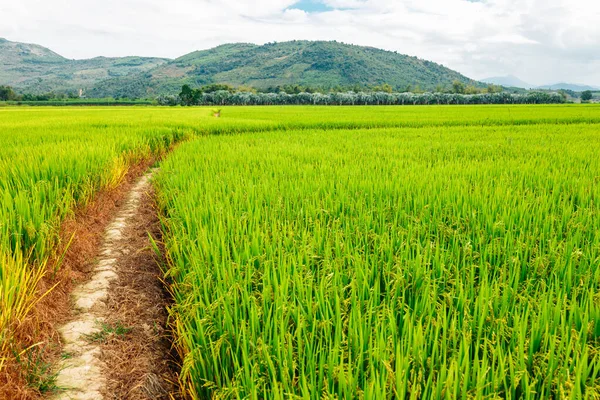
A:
0,105,600,398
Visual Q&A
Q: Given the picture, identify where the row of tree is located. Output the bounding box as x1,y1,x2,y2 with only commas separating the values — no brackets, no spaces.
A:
1,83,571,106
177,82,503,104
161,89,565,106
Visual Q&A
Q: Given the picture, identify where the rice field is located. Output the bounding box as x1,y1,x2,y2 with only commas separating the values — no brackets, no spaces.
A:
1,105,600,398
154,118,600,398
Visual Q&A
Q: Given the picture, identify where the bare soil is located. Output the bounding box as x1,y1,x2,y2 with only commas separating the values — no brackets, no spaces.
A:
98,174,179,399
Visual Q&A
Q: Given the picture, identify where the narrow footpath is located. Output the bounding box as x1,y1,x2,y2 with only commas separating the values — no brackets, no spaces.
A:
53,170,177,400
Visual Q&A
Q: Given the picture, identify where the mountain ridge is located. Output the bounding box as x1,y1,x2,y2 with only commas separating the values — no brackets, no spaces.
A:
8,38,596,99
482,75,599,92
0,38,170,95
535,83,599,91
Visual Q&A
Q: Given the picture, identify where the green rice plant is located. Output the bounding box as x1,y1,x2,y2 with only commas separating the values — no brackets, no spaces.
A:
155,122,600,399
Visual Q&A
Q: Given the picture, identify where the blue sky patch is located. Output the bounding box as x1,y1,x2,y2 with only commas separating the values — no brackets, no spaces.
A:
289,0,334,13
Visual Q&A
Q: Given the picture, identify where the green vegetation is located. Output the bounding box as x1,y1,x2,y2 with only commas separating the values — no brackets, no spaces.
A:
0,86,18,101
2,105,600,398
84,321,132,344
178,84,236,105
582,90,593,102
14,348,60,394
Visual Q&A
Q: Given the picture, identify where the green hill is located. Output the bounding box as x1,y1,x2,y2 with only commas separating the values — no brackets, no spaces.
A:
0,38,169,95
1,39,482,98
90,41,482,97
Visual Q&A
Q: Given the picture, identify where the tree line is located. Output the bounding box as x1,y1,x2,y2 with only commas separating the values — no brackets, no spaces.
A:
161,84,565,106
0,83,569,106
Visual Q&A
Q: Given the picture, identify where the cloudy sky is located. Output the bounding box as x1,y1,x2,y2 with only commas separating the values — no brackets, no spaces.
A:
1,0,599,86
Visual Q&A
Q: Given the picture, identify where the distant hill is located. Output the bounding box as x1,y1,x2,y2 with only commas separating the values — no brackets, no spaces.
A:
481,76,600,93
535,83,599,92
0,38,483,98
0,38,169,94
482,75,532,89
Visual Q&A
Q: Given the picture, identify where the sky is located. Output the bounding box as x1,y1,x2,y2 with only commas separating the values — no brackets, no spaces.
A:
0,0,599,87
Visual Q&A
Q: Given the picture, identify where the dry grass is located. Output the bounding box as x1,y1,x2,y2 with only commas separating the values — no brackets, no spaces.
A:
99,183,180,399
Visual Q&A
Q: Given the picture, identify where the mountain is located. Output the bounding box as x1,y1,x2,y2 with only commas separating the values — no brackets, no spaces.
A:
535,83,599,92
0,38,169,94
481,75,532,89
480,76,599,92
1,38,483,98
89,41,483,98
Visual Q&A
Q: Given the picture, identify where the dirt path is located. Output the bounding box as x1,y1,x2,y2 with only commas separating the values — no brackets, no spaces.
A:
53,171,177,400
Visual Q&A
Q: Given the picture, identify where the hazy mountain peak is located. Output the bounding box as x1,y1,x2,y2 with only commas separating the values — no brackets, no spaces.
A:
0,38,66,64
481,75,532,89
536,83,599,91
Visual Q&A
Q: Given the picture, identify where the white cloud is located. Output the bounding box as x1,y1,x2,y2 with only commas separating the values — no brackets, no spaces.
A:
482,34,539,45
0,0,599,86
282,8,310,22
